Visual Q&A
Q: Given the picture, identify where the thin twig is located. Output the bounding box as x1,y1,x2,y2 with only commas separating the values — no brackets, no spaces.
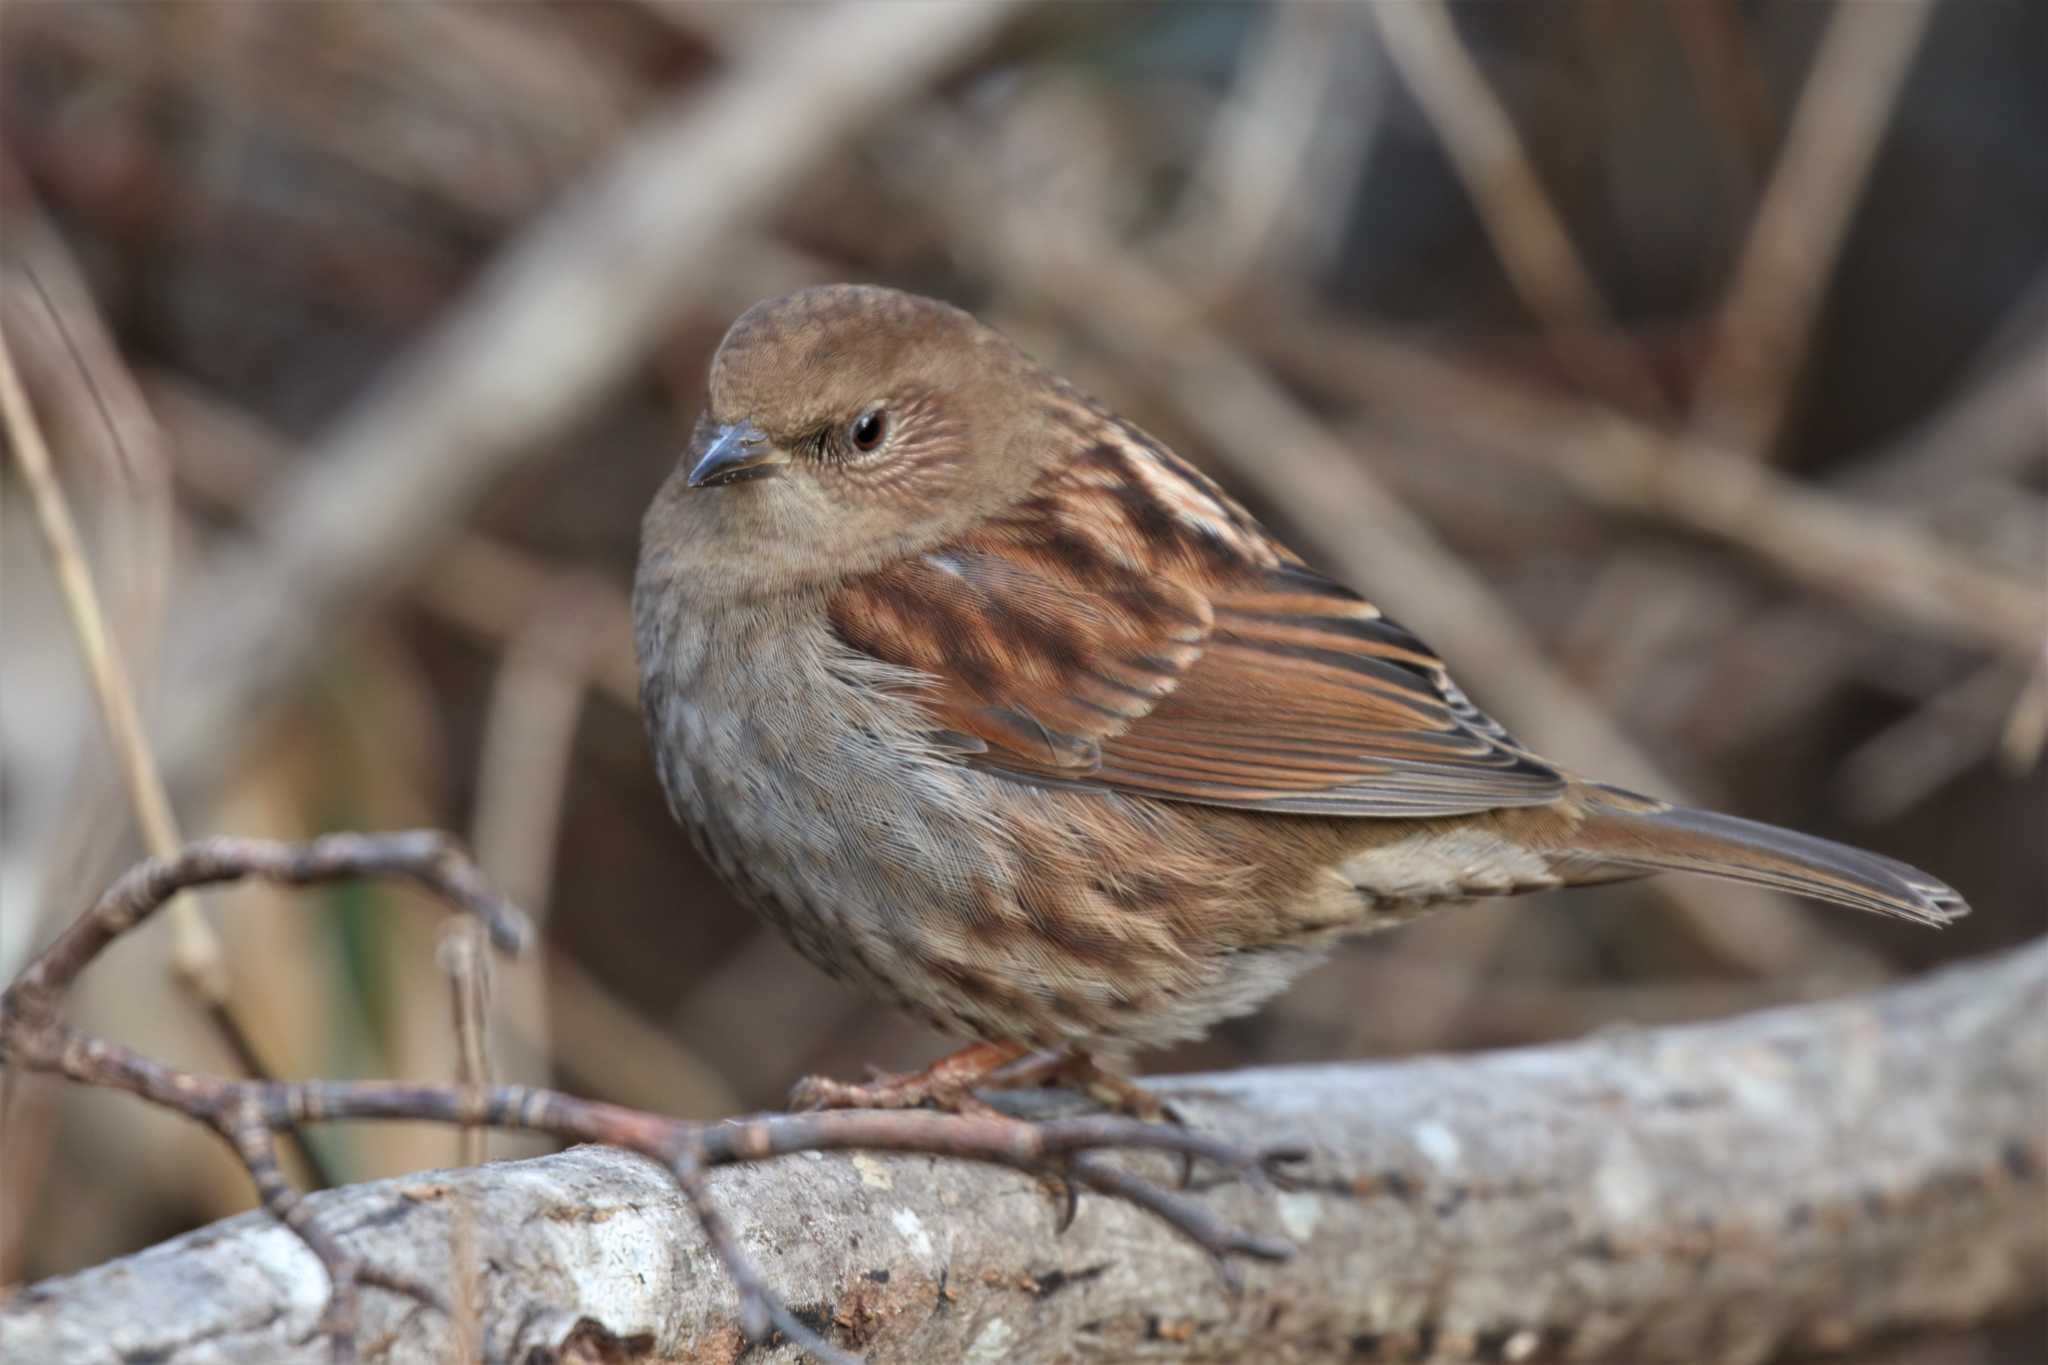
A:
446,578,605,1167
440,921,495,1171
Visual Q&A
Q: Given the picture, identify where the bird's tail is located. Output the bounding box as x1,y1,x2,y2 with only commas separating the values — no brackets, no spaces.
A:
1566,787,1969,927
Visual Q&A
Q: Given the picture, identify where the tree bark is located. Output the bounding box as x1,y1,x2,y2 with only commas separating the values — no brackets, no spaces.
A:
6,941,2044,1364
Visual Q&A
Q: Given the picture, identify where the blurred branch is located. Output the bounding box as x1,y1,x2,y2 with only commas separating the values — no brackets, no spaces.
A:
467,579,605,919
1249,303,2047,665
1667,0,1778,193
1999,655,2048,776
155,0,1023,786
1370,0,1666,415
1687,0,1938,460
1849,334,2048,500
541,949,741,1120
1160,2,1366,299
9,937,2043,1363
145,374,644,711
1833,663,2033,824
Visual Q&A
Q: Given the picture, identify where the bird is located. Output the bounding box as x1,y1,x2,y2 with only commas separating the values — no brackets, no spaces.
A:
633,283,1967,1114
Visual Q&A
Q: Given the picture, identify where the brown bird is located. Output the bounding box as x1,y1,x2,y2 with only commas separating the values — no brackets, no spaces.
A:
634,284,1966,1113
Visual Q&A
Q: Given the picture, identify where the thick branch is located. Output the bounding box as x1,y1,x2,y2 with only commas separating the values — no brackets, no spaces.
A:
8,942,2042,1364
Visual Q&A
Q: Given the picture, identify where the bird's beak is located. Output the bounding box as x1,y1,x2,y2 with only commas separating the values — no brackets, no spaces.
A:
686,419,787,488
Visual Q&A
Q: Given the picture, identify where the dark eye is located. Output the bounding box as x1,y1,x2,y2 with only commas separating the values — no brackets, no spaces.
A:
850,408,888,452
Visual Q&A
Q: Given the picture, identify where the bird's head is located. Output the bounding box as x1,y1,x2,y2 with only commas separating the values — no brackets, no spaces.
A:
642,284,1058,597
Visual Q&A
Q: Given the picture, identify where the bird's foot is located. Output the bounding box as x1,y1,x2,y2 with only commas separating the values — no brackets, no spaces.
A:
987,1048,1182,1126
791,1043,1178,1127
787,1040,1030,1116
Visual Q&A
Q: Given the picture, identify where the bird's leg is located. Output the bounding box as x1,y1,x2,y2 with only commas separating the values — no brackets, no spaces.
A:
790,1045,1193,1218
789,1044,1181,1128
787,1040,1030,1115
989,1048,1179,1125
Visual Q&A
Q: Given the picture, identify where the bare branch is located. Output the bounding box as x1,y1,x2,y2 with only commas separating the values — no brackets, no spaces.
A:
7,938,2041,1363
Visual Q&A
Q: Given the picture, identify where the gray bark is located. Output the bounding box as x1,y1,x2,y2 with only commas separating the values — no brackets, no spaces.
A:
6,942,2044,1364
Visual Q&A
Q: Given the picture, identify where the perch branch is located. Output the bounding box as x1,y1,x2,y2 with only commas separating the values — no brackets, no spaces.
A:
6,932,2041,1363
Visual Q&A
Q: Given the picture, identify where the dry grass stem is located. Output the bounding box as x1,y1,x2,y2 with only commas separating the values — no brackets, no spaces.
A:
0,328,224,996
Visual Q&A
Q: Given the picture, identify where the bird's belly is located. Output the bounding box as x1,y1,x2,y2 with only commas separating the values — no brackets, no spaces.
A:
650,676,1350,1050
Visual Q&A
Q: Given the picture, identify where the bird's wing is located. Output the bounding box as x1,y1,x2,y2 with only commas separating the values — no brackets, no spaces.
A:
826,434,1564,817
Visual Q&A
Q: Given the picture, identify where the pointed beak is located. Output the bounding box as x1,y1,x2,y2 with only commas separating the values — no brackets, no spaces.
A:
686,419,786,488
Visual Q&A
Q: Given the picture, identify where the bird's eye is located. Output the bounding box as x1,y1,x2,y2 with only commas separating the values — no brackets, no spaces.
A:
850,408,888,452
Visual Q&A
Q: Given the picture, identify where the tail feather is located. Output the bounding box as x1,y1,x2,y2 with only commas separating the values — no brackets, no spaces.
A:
1570,799,1968,927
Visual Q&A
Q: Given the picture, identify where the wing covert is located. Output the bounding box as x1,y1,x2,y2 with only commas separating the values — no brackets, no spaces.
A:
826,442,1564,817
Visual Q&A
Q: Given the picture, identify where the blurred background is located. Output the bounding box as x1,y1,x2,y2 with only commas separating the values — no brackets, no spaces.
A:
2,0,2042,1301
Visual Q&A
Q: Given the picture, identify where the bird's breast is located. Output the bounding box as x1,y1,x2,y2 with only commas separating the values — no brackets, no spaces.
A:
639,599,1012,1003
634,594,1361,1048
